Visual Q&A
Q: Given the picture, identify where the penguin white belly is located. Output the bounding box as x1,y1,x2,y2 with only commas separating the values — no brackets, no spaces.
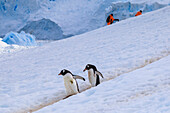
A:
88,69,96,87
63,76,79,95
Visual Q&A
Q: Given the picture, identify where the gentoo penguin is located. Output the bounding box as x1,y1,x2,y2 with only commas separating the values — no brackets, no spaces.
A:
58,69,85,96
83,64,103,87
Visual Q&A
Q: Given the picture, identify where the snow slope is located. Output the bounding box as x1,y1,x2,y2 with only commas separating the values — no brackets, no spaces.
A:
35,51,170,113
0,5,170,113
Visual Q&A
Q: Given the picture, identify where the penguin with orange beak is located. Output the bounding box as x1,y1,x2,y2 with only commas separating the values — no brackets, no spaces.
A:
59,69,85,96
83,64,103,87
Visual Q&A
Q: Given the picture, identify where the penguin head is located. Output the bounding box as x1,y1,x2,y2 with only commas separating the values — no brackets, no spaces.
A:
58,69,72,76
83,64,97,72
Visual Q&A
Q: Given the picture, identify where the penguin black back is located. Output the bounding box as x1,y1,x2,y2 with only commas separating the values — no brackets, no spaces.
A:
96,74,100,86
75,79,80,93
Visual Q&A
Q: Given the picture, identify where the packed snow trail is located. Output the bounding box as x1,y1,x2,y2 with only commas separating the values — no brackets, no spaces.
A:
32,53,169,113
0,6,170,113
35,55,170,113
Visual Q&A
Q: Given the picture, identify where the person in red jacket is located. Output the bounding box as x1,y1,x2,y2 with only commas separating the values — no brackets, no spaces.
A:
106,14,119,25
135,10,142,16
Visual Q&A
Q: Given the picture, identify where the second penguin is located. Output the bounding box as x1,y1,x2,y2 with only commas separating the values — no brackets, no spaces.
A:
83,64,104,87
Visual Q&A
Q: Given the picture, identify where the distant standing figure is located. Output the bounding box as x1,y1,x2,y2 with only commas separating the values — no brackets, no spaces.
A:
135,10,142,16
106,14,119,25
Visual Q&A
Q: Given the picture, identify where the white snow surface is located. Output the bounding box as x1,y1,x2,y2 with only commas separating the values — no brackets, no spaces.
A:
35,51,170,113
0,38,33,55
0,5,170,113
0,38,8,48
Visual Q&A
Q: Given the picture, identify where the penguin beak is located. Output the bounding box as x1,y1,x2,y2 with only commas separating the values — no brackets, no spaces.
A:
58,73,61,75
83,68,87,72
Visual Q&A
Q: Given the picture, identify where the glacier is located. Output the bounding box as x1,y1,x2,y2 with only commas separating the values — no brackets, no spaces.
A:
0,0,169,40
0,0,40,36
2,31,37,46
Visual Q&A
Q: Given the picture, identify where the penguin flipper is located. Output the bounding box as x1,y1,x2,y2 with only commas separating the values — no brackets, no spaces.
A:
95,71,104,78
73,75,85,81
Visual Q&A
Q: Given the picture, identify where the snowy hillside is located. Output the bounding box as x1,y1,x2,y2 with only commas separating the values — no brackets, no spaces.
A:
35,53,170,113
0,0,169,40
0,5,169,113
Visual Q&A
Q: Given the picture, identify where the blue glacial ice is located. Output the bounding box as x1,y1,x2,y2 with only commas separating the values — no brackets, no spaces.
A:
2,31,37,46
